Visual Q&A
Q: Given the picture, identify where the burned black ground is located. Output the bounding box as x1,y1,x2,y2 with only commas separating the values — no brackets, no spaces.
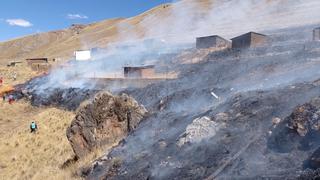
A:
81,26,320,179
19,25,320,179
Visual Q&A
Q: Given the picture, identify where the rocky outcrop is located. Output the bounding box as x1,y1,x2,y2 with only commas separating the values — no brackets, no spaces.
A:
177,116,226,147
66,91,147,158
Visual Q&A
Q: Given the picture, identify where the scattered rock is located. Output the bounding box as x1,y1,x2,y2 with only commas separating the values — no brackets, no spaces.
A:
177,116,225,147
298,168,320,180
159,99,166,111
214,112,229,122
67,91,147,158
158,140,167,149
286,98,320,136
272,117,281,127
70,24,86,34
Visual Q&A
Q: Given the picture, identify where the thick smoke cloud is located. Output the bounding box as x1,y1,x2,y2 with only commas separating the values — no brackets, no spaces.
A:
33,0,320,93
141,0,320,41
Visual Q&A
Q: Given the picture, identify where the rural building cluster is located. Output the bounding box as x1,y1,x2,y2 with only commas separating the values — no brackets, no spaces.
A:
196,31,269,50
26,58,51,71
17,27,320,91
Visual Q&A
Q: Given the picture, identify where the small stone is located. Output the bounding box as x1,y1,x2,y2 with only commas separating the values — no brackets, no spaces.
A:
272,117,281,127
215,112,229,122
158,140,167,149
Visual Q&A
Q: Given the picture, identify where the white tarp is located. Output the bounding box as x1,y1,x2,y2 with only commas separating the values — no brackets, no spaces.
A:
75,50,91,61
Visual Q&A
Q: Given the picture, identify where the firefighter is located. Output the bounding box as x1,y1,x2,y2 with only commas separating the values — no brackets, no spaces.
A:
30,122,38,133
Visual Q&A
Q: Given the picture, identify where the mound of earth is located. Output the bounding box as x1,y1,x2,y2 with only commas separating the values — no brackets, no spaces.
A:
66,91,147,158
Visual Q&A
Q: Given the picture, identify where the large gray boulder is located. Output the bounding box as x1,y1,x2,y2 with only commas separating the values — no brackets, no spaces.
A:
66,91,147,158
177,116,226,147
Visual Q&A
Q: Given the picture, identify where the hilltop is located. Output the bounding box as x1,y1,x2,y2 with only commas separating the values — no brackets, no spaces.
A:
1,0,320,65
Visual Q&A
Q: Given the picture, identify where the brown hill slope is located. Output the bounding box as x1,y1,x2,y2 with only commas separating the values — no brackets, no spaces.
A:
0,18,124,64
0,0,319,65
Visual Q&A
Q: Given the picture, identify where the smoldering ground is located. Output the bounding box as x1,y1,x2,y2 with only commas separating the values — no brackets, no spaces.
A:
18,1,320,179
26,0,320,96
84,24,320,179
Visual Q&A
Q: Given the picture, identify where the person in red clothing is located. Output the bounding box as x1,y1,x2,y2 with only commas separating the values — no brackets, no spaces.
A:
0,77,3,86
8,95,14,104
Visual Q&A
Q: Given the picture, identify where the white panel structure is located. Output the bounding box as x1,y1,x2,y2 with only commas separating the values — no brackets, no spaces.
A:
75,50,91,61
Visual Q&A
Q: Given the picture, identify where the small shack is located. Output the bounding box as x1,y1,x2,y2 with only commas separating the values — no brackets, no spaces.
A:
313,27,320,41
231,32,268,49
7,61,22,67
196,35,231,49
26,58,48,66
124,65,155,78
26,58,50,71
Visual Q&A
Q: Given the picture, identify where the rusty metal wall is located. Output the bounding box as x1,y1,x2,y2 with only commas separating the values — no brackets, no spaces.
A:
196,36,230,49
313,28,320,41
30,63,51,72
232,33,268,49
26,58,48,66
232,33,251,49
251,33,269,47
141,68,155,78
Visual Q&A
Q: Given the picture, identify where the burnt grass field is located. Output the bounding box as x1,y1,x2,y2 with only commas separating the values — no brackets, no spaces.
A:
18,25,320,179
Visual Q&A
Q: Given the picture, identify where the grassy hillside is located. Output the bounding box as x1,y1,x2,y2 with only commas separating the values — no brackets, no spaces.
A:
0,0,194,65
0,63,37,86
0,100,76,179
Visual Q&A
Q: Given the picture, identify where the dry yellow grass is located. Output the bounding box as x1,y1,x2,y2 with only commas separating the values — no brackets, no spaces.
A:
0,100,78,180
0,62,115,179
66,146,115,178
0,99,117,180
0,63,38,86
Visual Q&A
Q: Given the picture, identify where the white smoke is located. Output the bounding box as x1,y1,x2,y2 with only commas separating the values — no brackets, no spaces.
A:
141,0,320,40
33,0,320,92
